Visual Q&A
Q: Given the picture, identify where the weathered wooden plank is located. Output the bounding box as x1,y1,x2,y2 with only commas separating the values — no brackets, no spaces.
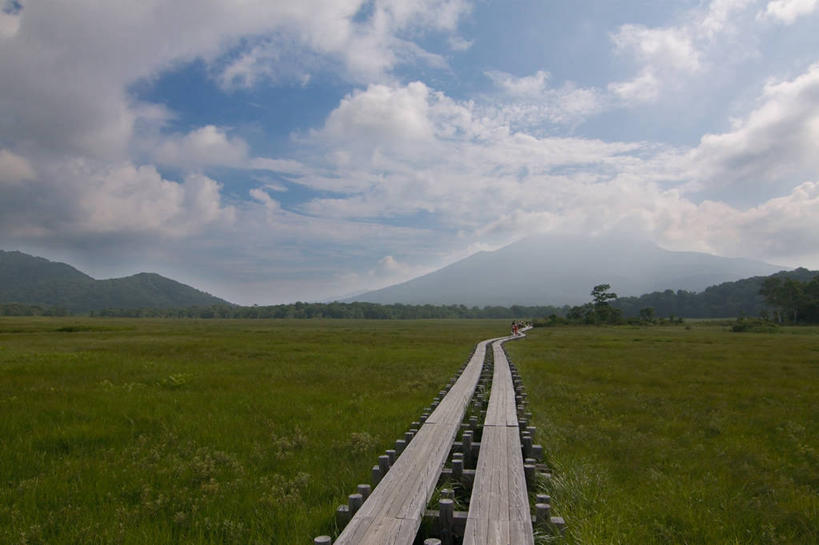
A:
335,338,503,545
509,520,535,544
484,341,519,427
506,427,530,523
464,336,534,545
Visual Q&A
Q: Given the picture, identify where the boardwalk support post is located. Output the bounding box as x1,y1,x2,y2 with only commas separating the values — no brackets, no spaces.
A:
439,498,454,545
550,516,567,535
535,502,551,525
524,462,535,486
357,484,371,500
336,505,350,528
522,432,533,458
314,536,332,544
452,458,463,481
348,493,363,516
378,454,390,476
462,431,473,466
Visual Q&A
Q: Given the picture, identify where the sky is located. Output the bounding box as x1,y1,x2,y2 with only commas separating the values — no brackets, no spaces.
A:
1,0,819,304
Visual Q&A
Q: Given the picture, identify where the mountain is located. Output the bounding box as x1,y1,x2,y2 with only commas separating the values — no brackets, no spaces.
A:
614,267,819,318
350,234,785,306
0,250,230,312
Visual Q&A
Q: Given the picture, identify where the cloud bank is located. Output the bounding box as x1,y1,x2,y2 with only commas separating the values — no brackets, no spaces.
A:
1,0,818,303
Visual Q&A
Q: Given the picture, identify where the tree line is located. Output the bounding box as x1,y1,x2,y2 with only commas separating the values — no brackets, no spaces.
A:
1,301,565,320
534,284,683,327
538,272,819,327
613,268,818,319
759,275,819,323
0,303,70,316
3,269,817,323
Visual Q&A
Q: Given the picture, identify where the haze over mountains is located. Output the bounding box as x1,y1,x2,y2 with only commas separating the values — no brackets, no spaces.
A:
0,250,229,313
1,234,791,313
351,235,785,306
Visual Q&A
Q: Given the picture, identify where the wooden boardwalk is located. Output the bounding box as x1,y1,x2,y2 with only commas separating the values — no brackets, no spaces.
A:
463,338,534,544
333,338,502,545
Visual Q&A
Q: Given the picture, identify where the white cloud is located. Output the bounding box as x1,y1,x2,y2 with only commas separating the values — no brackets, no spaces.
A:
151,125,309,175
656,181,819,264
0,158,235,242
0,0,471,164
609,24,701,104
297,81,670,231
0,149,35,185
73,165,234,238
215,34,319,91
608,69,660,102
249,158,307,174
377,255,403,273
155,126,249,168
361,254,439,289
612,24,701,74
483,70,606,127
448,35,473,51
3,0,819,303
759,0,818,24
212,0,471,87
290,77,819,280
685,62,819,197
701,0,757,38
0,7,21,39
608,0,756,104
316,82,437,151
488,70,551,97
249,187,282,212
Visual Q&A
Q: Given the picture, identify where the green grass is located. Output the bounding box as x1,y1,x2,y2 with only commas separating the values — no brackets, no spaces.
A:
0,317,507,545
507,324,819,545
3,318,817,545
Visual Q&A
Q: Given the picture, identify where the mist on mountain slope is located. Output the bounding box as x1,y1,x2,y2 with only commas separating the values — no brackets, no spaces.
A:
351,234,784,306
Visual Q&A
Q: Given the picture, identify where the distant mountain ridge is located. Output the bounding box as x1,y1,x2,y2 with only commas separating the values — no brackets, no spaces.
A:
0,250,230,312
350,234,786,306
614,267,819,318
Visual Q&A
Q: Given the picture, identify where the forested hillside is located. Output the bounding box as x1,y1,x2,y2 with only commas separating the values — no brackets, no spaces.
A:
614,268,818,318
0,251,229,312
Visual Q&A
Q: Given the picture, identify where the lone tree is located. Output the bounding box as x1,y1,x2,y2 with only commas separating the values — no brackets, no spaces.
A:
591,284,619,324
592,284,617,306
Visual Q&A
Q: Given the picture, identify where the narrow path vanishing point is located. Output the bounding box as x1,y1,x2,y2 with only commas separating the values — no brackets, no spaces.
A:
330,329,534,545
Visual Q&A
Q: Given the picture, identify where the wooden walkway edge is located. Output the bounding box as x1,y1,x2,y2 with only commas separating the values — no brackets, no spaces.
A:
333,337,505,545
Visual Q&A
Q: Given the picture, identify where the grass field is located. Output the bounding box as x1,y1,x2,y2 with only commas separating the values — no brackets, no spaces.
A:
0,317,506,544
508,323,819,545
2,318,817,545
